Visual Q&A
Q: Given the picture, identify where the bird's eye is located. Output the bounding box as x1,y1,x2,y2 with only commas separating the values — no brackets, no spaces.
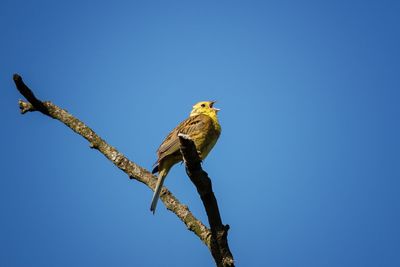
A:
201,104,206,107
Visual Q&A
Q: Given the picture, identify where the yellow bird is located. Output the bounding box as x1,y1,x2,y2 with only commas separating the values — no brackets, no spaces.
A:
150,101,221,213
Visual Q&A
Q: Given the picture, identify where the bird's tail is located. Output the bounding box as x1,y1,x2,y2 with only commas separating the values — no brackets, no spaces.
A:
150,168,168,214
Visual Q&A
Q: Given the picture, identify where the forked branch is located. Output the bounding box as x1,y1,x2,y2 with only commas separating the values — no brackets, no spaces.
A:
12,74,234,267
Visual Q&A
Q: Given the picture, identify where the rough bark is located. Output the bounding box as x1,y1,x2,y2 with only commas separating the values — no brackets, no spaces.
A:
12,74,234,267
178,134,234,266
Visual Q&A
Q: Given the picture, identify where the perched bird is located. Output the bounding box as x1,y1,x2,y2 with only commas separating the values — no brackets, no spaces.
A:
150,101,221,213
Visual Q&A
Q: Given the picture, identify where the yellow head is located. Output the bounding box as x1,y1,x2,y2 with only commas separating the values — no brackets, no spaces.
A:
190,101,220,121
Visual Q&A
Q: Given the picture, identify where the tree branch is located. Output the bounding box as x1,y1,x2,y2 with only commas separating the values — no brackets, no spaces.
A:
178,134,234,267
12,74,214,253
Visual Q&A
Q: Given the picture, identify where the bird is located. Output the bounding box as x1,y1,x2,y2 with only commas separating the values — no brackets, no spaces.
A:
150,101,221,213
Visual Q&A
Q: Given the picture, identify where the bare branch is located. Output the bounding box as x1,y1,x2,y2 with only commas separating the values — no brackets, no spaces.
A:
178,134,234,267
13,74,50,115
12,74,212,250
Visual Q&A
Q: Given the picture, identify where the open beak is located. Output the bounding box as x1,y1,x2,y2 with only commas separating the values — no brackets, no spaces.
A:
210,101,220,112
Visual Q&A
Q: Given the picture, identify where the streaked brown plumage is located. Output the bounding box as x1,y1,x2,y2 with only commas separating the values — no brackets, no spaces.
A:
150,101,221,213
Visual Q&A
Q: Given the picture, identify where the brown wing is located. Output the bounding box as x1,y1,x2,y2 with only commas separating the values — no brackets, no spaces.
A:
156,114,213,163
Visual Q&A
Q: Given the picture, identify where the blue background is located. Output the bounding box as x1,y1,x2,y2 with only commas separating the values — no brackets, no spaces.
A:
1,1,399,266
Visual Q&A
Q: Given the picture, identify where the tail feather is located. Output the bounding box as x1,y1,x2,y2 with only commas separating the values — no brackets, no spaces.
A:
150,169,167,214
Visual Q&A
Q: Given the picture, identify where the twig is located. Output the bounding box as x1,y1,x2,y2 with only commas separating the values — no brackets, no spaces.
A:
178,134,234,267
13,74,50,115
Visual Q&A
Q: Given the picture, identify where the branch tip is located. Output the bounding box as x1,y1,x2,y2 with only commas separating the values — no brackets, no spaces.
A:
13,73,22,82
12,74,49,115
18,100,34,114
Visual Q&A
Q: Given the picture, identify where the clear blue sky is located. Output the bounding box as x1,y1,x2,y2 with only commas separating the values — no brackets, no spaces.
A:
1,1,399,266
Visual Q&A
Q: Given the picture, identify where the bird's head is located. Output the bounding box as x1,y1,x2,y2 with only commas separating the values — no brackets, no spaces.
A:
190,101,220,119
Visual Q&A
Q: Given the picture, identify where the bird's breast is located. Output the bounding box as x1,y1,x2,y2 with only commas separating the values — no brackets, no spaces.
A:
195,123,220,160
